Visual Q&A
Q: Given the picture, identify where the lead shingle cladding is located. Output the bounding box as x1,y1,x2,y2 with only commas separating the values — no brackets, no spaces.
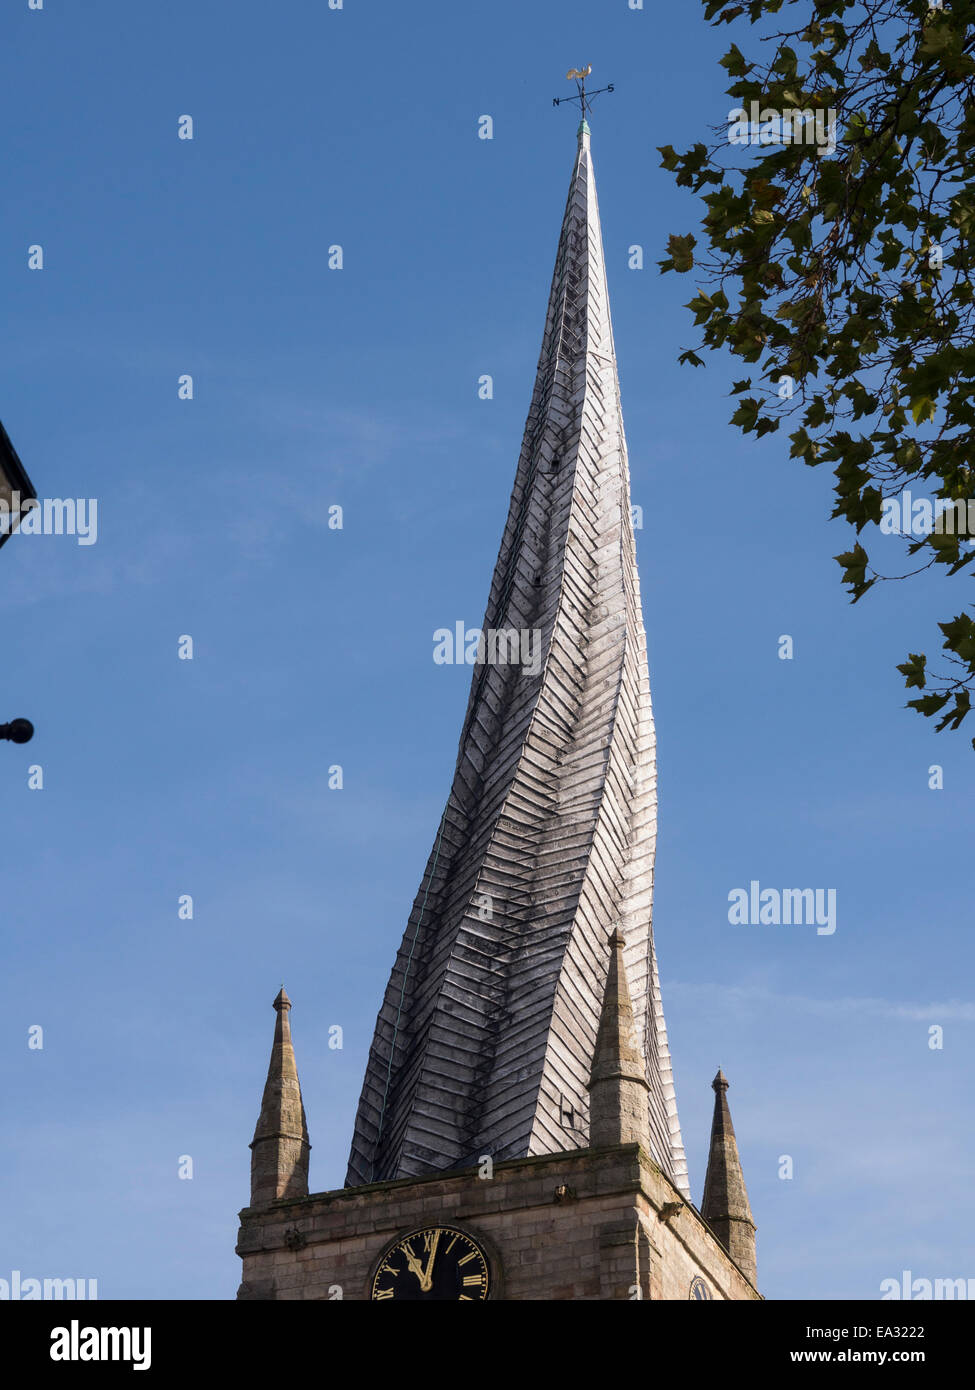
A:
346,126,689,1198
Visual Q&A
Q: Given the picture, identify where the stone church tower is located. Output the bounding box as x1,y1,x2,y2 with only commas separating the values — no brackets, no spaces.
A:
236,121,759,1301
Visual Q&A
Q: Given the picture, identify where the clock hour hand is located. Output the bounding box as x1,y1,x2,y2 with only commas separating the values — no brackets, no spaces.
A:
402,1243,426,1286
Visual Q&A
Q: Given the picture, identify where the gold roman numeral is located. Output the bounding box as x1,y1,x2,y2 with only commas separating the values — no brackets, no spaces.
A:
463,1274,483,1286
458,1251,478,1266
375,1287,394,1299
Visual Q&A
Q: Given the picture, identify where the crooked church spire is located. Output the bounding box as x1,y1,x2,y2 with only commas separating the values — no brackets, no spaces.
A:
346,125,689,1197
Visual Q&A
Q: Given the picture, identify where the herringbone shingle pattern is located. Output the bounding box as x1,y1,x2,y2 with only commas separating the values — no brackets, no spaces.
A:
346,126,689,1198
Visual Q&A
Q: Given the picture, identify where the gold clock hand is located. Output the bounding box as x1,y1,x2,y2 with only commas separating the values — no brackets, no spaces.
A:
402,1243,425,1285
420,1230,440,1292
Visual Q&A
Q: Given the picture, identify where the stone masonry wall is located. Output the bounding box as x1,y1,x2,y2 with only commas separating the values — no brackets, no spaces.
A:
236,1144,758,1302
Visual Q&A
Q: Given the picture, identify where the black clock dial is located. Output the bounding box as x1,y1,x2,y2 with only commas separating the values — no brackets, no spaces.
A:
371,1226,490,1301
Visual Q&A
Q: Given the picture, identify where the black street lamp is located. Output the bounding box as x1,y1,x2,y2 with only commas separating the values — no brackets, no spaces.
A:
1,418,37,744
0,719,33,743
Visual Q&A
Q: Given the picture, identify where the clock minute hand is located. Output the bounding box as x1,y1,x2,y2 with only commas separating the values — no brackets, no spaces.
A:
420,1230,440,1292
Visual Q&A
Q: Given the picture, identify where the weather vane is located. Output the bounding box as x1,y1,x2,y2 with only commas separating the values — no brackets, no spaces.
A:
552,64,614,120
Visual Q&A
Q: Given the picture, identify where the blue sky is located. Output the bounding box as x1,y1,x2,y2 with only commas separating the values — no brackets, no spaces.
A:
1,0,971,1301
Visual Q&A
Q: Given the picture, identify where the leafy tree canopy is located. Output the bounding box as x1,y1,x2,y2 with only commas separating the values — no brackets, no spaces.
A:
660,0,975,743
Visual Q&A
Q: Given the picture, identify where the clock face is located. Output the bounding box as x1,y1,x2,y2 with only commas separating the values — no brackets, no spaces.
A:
371,1226,490,1301
689,1275,712,1300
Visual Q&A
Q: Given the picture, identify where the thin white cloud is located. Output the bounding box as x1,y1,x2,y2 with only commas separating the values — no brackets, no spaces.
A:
665,979,975,1023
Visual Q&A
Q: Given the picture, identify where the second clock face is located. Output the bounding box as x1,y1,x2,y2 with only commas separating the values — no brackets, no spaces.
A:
371,1226,490,1301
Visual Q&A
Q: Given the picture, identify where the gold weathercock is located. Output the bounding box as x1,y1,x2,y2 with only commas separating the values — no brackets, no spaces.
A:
552,64,615,121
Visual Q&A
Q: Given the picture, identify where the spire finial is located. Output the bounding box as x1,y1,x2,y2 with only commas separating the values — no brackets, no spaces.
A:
552,64,614,131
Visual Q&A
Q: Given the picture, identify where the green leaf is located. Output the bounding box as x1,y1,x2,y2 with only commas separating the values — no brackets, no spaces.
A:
907,692,950,717
834,542,875,599
719,43,751,77
935,689,971,732
666,233,696,273
896,653,927,690
730,397,761,431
